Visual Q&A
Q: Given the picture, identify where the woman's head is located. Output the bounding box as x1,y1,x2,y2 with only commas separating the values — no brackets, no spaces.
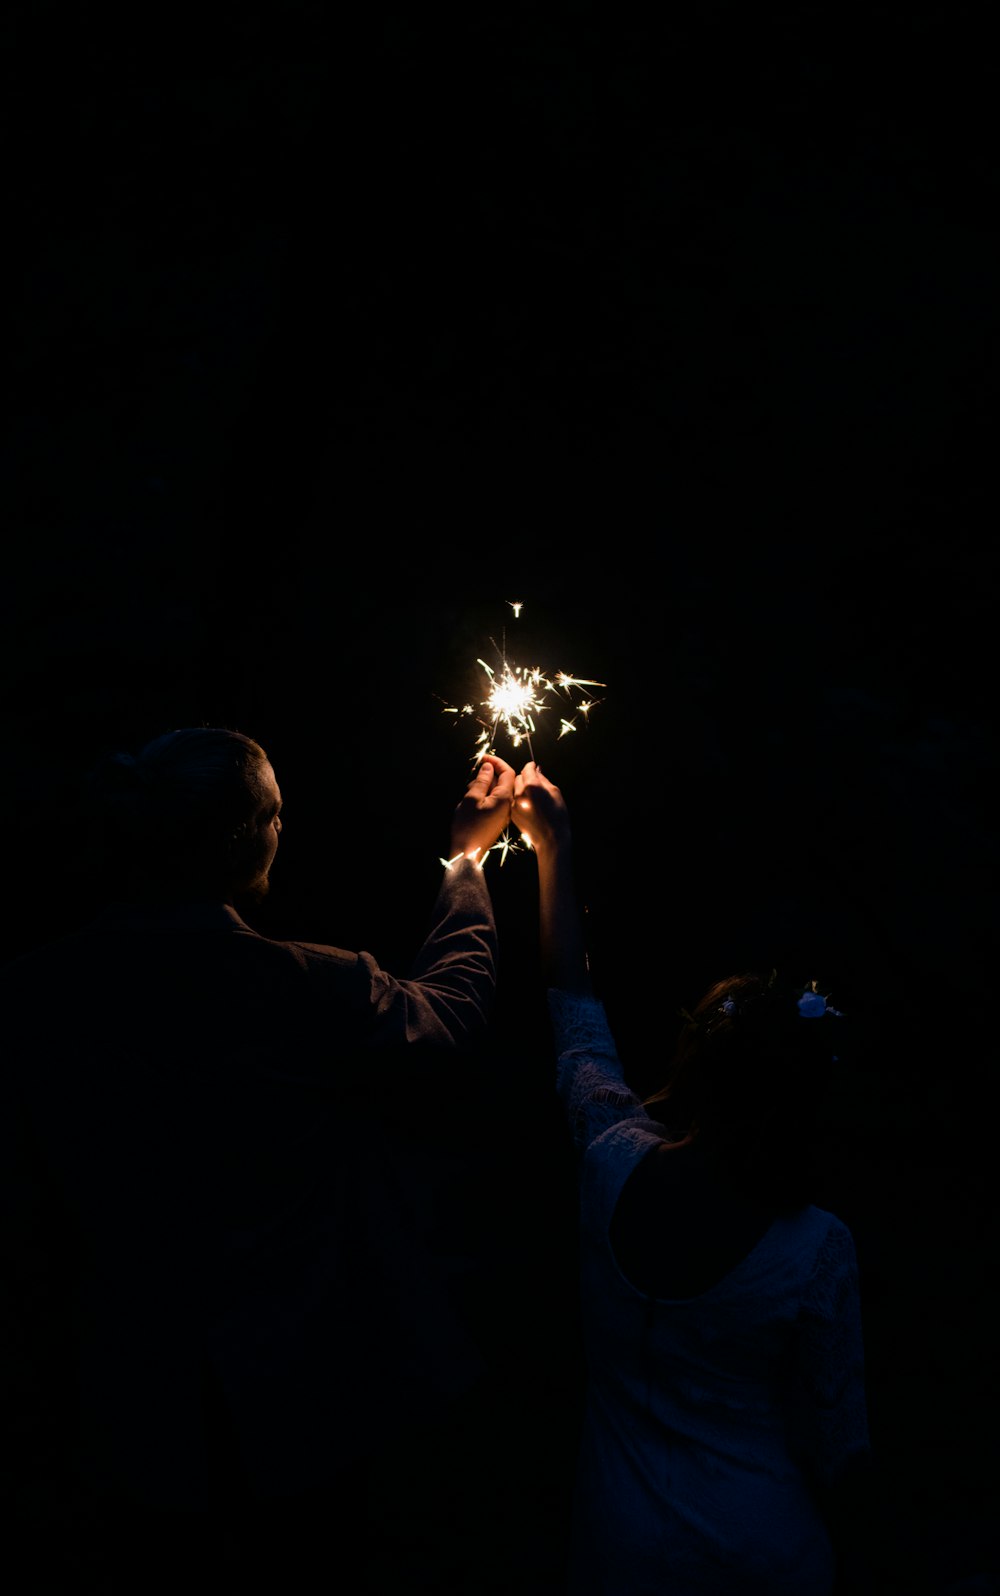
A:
84,726,283,903
645,970,844,1206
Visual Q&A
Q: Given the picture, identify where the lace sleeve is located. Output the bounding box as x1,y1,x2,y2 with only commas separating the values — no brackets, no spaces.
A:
547,989,645,1154
791,1218,871,1488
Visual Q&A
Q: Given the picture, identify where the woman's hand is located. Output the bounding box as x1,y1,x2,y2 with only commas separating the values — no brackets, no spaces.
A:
511,761,572,857
513,761,588,991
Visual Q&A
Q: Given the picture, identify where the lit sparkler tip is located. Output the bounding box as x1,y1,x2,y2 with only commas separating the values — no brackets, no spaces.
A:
438,610,606,861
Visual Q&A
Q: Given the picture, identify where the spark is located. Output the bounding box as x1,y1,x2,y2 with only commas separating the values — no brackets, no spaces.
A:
487,827,526,867
553,672,604,692
476,657,551,760
437,604,607,865
441,607,605,771
440,847,485,871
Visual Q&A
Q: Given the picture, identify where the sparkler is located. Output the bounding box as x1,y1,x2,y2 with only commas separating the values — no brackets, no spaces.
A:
438,602,606,867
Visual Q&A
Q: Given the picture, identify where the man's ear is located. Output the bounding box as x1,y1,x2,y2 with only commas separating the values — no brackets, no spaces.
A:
227,822,256,865
228,820,270,879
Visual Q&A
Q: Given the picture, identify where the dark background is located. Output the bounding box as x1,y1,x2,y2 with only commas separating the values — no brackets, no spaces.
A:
3,5,997,1590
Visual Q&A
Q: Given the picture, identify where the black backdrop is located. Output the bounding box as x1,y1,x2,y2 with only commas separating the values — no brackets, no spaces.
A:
3,6,997,1591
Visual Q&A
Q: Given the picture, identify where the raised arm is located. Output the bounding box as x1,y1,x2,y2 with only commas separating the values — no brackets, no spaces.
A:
360,755,518,1049
510,761,646,1149
509,761,590,994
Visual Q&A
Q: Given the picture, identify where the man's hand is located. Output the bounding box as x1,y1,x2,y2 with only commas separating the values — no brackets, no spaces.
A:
448,755,517,865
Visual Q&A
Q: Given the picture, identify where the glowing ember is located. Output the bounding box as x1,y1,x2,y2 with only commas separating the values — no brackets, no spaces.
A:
438,603,606,865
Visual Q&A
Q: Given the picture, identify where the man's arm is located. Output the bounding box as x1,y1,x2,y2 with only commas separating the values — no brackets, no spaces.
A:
361,856,499,1047
356,755,517,1049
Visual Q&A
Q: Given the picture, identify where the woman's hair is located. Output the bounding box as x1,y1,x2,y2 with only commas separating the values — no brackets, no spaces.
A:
644,970,844,1208
83,726,272,895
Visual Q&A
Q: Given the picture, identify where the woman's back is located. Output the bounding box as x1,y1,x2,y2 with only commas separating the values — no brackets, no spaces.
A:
572,1117,867,1596
610,1136,778,1301
506,767,872,1595
547,983,870,1596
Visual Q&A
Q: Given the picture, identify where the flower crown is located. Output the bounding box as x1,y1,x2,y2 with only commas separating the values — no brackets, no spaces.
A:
680,975,845,1031
720,976,842,1015
721,979,844,1020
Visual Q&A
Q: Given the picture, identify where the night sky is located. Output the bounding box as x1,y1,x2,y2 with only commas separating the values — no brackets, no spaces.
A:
3,6,998,1589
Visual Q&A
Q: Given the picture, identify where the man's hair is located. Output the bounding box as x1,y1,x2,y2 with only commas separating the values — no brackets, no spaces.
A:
83,726,272,895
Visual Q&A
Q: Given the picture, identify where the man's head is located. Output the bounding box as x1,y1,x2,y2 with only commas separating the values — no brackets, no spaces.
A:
85,726,283,904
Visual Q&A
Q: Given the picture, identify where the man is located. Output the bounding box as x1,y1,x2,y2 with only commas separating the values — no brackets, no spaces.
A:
1,726,517,1591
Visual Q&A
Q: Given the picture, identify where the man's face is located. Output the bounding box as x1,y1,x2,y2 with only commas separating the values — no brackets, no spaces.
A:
237,761,283,901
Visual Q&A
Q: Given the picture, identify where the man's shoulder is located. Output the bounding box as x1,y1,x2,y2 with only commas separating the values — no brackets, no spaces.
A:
0,921,370,1001
258,934,363,973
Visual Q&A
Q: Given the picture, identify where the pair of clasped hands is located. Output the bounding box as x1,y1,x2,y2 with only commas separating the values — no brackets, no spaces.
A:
448,754,569,867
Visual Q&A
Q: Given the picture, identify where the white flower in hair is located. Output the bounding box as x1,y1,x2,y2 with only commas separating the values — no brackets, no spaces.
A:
798,980,844,1018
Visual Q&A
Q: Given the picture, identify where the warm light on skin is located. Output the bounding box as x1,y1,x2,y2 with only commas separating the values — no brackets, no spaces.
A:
513,797,535,850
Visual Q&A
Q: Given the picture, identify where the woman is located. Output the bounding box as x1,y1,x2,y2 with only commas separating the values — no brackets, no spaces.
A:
510,760,876,1596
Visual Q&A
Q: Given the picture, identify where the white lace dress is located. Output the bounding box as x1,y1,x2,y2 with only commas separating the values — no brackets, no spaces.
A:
550,990,870,1596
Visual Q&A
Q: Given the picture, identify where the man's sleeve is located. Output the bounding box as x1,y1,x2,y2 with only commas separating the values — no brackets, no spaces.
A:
357,858,498,1049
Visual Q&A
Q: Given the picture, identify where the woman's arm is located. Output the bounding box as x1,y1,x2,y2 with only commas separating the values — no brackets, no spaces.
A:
512,762,652,1153
510,761,590,994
